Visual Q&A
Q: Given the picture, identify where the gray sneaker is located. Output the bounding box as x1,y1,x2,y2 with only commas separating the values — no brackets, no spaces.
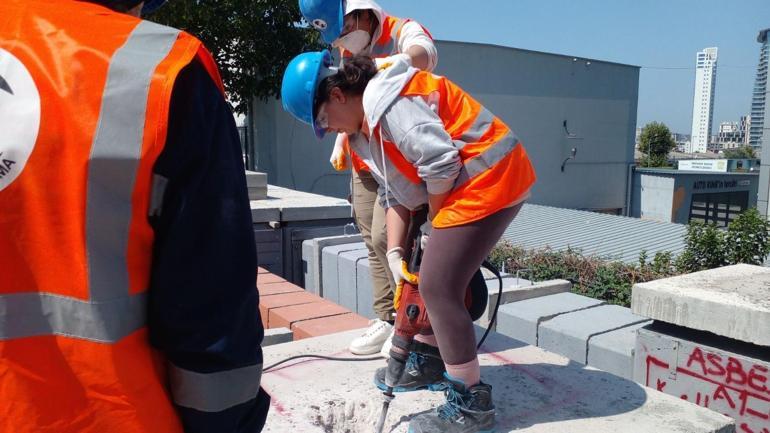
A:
374,352,446,392
407,374,495,433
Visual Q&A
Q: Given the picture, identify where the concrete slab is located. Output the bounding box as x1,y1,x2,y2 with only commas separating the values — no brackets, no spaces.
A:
635,324,769,432
539,304,651,364
321,242,367,304
587,321,651,380
303,234,362,295
631,264,770,346
261,328,734,433
496,292,605,345
262,327,293,346
338,249,369,312
250,185,351,223
479,279,572,329
356,258,376,319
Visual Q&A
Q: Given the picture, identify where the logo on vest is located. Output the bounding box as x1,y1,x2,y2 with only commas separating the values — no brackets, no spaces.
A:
0,48,40,192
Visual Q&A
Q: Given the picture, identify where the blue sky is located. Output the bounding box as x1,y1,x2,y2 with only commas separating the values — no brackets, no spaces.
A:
384,0,770,134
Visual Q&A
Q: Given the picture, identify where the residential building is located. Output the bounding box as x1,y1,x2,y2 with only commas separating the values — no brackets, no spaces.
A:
716,120,747,150
749,28,769,150
689,47,718,153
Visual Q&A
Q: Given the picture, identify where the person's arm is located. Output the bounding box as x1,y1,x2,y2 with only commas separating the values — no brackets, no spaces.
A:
386,204,411,251
148,59,269,433
398,21,438,71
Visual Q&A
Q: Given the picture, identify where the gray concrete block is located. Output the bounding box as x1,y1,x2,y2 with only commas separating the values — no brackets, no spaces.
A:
338,248,369,312
588,321,652,380
302,234,362,296
245,170,268,187
479,279,572,329
632,264,770,346
356,258,377,319
320,242,366,304
539,304,650,364
262,327,293,346
496,292,605,345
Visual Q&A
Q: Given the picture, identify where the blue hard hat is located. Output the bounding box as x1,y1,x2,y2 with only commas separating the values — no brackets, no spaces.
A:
281,50,336,139
299,0,344,44
142,0,166,14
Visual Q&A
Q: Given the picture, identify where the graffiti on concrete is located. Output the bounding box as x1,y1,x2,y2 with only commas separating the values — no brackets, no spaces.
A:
644,346,770,433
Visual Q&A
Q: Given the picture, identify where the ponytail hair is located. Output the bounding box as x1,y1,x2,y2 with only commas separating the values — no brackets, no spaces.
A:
314,55,377,114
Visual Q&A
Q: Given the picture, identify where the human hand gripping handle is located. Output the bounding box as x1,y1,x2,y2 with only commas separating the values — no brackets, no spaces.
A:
386,247,418,309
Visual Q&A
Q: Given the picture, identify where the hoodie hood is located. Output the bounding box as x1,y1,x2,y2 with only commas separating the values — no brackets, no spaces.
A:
362,54,418,135
344,0,386,47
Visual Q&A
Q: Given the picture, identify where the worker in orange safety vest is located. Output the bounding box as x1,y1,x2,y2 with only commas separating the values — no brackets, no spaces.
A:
0,1,269,432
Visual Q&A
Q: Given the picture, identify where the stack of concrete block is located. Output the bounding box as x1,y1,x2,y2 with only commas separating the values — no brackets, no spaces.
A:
495,292,652,379
245,170,267,200
631,264,770,432
302,234,362,296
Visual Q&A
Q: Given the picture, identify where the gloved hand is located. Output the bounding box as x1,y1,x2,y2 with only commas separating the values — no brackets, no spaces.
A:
419,220,432,250
374,53,412,70
387,247,418,309
329,133,349,171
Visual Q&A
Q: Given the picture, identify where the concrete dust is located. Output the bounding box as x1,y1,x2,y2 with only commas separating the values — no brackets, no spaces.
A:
305,396,412,433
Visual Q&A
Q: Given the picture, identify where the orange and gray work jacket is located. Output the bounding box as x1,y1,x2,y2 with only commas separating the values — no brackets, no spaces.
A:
352,57,537,228
341,14,434,174
0,1,267,432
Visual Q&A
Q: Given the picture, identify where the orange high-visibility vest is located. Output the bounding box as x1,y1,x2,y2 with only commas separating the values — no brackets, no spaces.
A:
377,72,537,228
0,1,224,432
341,15,432,173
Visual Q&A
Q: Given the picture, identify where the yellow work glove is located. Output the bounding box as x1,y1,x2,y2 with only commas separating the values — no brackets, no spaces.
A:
329,133,349,171
386,247,419,309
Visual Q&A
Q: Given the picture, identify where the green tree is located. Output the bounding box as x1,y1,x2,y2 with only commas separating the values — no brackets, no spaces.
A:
723,145,757,160
675,221,726,272
151,0,322,114
638,122,676,167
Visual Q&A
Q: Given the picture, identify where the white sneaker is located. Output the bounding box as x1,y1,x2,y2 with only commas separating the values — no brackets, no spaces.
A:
380,327,394,358
349,319,393,355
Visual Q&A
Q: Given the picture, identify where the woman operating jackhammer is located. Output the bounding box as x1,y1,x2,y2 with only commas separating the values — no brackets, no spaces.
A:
280,51,536,433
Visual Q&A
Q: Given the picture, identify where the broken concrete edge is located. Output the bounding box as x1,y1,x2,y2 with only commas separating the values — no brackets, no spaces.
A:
534,300,606,346
263,327,294,346
631,264,770,346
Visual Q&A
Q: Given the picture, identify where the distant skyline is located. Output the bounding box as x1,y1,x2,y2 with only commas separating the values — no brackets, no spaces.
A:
384,0,770,134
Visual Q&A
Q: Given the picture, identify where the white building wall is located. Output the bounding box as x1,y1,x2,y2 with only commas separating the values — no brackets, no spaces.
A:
689,47,718,153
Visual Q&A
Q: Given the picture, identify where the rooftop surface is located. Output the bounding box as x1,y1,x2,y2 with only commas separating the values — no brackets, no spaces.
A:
261,328,733,433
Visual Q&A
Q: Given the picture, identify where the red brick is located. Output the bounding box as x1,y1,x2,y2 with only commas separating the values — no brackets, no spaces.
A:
292,313,370,340
268,300,350,329
258,291,323,328
258,281,304,297
257,272,286,285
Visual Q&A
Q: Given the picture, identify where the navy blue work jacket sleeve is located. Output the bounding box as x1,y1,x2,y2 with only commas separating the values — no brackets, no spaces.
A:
147,58,269,433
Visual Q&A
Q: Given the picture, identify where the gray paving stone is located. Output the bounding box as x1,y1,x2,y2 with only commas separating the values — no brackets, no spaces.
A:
496,292,605,345
539,304,650,364
480,279,572,329
632,264,770,346
302,235,361,296
320,242,366,305
587,321,651,380
338,248,369,312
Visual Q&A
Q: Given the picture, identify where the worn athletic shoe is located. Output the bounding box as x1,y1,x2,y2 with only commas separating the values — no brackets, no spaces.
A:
374,352,446,392
379,327,394,358
348,319,393,355
407,374,495,433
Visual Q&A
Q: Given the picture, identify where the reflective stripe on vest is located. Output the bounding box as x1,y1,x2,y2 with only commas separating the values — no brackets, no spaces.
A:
169,362,264,412
0,20,178,343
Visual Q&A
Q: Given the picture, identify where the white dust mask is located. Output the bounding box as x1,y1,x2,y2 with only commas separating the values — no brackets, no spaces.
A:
332,16,371,54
